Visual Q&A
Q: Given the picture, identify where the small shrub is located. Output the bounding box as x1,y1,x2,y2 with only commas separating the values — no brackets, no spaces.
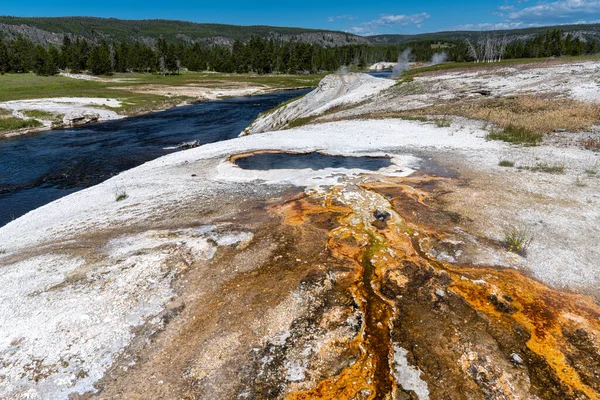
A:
486,125,544,146
503,226,532,256
0,249,6,255
499,160,515,167
575,176,588,187
434,118,451,128
528,162,565,174
585,161,598,176
114,186,128,202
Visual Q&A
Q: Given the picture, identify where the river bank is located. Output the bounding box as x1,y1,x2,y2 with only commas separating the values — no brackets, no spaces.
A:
0,71,323,140
0,89,311,227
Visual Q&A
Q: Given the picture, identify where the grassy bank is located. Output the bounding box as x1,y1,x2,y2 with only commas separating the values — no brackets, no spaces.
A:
0,72,324,103
0,71,325,134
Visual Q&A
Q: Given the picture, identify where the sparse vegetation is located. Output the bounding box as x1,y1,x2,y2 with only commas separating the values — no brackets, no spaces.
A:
21,110,58,119
585,161,599,176
395,76,414,86
434,117,451,128
499,160,515,167
0,72,324,125
486,125,544,146
398,115,428,122
114,186,128,202
581,137,600,151
286,116,317,129
522,161,566,174
503,225,533,256
575,176,588,187
404,55,600,79
0,249,6,255
426,96,600,138
0,117,42,132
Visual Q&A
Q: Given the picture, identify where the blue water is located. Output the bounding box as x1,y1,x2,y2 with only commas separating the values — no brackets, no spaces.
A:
367,70,394,79
0,89,311,227
235,152,392,171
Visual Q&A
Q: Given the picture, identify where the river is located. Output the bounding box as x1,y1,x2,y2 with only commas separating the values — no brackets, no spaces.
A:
0,89,311,227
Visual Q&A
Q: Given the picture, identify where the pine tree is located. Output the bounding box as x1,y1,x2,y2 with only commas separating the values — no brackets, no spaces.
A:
0,39,8,74
88,40,113,75
60,36,73,70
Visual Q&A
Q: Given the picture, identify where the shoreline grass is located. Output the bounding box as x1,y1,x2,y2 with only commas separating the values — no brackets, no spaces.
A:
0,117,42,132
0,71,324,135
0,72,324,115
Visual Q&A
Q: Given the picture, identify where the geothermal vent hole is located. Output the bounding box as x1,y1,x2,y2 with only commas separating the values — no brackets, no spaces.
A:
233,152,393,171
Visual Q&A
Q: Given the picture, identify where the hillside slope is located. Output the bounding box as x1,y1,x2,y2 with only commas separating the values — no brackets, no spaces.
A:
2,16,600,49
0,16,370,47
369,24,600,44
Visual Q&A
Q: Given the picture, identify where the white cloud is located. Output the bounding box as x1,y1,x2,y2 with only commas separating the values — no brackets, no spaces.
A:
452,21,530,31
498,5,517,11
454,0,600,32
507,0,600,23
347,13,430,35
328,14,358,23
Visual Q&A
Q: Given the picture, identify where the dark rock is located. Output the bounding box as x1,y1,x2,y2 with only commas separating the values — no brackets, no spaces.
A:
373,210,391,222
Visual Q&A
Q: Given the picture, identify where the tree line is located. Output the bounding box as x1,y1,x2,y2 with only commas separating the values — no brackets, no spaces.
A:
0,29,597,76
504,29,598,59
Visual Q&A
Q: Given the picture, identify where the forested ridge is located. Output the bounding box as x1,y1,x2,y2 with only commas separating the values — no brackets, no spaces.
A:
0,29,598,76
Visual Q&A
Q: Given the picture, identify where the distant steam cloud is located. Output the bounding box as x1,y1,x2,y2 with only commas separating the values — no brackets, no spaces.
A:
392,49,412,78
430,52,448,66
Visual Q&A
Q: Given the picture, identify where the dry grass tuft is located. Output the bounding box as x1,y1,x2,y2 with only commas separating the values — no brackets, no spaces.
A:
435,96,600,135
581,137,600,151
350,95,599,143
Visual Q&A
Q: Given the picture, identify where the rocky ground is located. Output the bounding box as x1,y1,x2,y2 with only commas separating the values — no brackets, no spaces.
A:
0,97,124,138
1,60,599,399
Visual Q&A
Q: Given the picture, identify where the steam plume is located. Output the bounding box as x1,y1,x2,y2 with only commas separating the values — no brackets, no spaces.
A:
392,49,412,78
430,52,448,66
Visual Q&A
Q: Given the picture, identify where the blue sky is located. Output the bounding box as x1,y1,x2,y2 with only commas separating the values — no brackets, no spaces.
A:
2,0,600,35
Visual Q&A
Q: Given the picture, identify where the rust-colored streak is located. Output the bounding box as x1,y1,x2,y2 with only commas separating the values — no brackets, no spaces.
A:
447,267,600,399
274,176,600,399
274,192,353,227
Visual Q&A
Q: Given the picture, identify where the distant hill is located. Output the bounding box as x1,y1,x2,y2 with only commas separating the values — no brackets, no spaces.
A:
0,16,370,47
2,16,600,49
369,24,600,44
